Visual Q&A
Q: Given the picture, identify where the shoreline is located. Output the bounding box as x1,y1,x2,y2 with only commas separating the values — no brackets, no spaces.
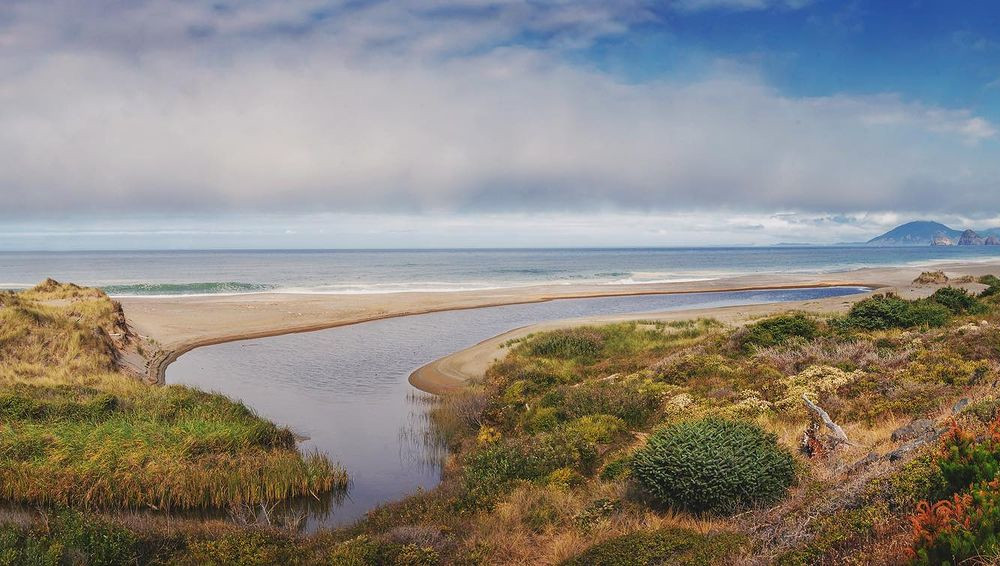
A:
123,260,1000,387
141,281,877,384
407,290,879,395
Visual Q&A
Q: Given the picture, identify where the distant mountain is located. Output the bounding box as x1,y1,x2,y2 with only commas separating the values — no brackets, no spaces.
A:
867,221,962,246
868,221,1000,246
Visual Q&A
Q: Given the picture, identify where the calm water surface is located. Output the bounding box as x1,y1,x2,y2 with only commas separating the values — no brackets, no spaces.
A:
166,286,867,529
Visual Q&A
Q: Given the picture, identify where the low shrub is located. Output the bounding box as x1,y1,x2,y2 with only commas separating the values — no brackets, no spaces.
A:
935,421,1000,496
928,287,987,315
653,353,735,384
843,293,950,330
459,430,596,508
910,481,1000,566
183,530,296,566
632,418,795,514
599,452,634,481
524,328,605,360
979,274,1000,298
561,527,746,566
522,406,560,433
0,510,140,566
328,535,440,566
905,350,990,386
560,381,661,427
563,414,627,444
735,314,818,352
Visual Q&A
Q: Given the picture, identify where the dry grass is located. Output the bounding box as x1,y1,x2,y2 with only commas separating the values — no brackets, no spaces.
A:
0,281,346,511
754,336,915,375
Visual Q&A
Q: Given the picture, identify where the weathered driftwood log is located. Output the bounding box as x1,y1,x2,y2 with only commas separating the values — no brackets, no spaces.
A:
802,394,850,446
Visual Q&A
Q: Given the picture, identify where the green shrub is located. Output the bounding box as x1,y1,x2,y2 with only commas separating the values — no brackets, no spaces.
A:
460,430,596,508
844,293,950,330
928,287,987,315
911,482,1000,566
0,511,141,566
869,453,947,512
522,406,561,433
936,423,1000,496
328,535,439,566
0,526,61,566
184,530,295,566
736,314,818,352
979,275,1000,298
632,418,795,514
564,414,627,444
561,381,661,427
600,453,634,481
525,328,605,360
561,527,745,566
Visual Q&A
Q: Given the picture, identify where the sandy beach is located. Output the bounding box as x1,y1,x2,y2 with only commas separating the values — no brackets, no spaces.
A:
121,260,1000,386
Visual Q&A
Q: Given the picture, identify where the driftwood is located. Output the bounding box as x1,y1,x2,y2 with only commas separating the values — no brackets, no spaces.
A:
802,394,850,446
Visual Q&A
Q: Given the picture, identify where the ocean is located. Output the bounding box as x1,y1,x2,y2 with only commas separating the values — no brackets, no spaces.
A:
2,246,1000,296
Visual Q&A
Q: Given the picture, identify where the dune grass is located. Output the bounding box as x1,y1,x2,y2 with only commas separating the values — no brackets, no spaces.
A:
0,281,345,512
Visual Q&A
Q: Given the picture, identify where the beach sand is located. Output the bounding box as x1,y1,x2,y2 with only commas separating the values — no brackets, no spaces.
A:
120,260,1000,386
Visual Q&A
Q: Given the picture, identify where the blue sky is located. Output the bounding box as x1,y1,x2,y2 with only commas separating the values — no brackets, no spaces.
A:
585,1,999,120
1,0,998,249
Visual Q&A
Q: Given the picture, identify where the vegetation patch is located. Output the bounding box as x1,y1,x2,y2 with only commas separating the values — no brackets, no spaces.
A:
842,293,951,330
0,282,345,511
561,527,746,566
927,286,987,315
631,417,796,514
734,313,819,352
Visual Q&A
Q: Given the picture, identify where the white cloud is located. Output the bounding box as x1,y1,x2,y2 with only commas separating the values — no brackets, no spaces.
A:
0,0,996,221
671,0,811,13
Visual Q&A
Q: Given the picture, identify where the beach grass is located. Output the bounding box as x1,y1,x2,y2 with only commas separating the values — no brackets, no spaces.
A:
0,281,345,511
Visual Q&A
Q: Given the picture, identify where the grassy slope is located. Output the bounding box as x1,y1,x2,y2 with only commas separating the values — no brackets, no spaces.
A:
0,281,344,511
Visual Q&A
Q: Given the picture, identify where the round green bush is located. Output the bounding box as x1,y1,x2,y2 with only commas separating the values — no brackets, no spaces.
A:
737,314,818,351
632,418,795,514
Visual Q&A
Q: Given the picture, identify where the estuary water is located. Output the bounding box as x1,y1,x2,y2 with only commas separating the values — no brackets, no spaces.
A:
165,285,868,529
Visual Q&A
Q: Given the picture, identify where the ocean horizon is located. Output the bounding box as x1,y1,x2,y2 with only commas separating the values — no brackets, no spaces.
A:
3,246,1000,297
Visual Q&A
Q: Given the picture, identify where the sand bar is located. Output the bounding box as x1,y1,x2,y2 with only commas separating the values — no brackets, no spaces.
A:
120,260,1000,384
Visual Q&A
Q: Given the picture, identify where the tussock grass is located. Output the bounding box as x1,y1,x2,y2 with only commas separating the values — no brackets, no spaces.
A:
0,281,345,512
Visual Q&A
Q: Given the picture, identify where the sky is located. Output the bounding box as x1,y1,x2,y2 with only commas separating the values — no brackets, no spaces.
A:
1,0,999,249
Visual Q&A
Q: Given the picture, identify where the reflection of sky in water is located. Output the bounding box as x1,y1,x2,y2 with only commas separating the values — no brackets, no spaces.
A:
166,286,867,530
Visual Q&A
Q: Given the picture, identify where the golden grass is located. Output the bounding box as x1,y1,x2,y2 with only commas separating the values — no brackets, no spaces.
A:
0,281,346,511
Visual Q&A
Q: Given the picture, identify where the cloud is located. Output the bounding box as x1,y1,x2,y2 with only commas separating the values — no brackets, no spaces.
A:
0,0,997,221
671,0,812,13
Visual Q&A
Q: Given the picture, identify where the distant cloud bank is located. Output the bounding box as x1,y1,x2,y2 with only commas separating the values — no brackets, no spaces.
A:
1,0,997,221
